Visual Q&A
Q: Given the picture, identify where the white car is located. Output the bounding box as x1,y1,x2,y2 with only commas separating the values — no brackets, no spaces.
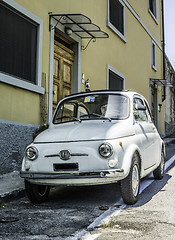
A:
20,90,165,205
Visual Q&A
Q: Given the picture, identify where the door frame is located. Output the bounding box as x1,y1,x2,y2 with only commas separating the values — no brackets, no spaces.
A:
48,17,81,123
150,84,158,130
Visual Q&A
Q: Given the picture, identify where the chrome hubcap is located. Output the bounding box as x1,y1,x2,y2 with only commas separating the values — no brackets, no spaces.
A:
38,185,47,197
132,164,139,197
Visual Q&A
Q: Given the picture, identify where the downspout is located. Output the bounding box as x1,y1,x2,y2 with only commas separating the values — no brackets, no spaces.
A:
161,0,166,101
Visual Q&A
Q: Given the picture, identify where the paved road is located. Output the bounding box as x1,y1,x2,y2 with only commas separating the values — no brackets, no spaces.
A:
0,182,122,239
0,142,175,239
81,142,175,240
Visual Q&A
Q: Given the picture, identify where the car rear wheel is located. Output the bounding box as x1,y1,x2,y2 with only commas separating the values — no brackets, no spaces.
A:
121,153,140,205
25,180,50,203
153,151,165,180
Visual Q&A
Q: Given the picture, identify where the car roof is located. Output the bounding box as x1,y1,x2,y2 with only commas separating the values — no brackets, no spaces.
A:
63,90,142,99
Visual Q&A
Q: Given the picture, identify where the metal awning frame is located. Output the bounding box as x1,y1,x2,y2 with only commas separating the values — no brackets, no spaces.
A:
49,13,109,50
150,78,173,88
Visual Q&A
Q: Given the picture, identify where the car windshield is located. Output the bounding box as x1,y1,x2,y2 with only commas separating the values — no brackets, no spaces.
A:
53,94,129,124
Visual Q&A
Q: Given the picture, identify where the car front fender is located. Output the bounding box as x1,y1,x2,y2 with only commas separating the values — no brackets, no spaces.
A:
121,144,142,178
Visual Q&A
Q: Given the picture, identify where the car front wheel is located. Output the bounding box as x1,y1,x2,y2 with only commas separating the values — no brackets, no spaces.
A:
120,153,140,205
25,180,50,203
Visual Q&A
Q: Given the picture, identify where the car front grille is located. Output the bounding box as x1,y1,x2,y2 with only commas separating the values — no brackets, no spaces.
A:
53,163,79,171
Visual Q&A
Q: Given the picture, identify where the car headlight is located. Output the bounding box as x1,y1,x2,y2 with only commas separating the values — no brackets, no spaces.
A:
26,146,38,160
99,143,113,158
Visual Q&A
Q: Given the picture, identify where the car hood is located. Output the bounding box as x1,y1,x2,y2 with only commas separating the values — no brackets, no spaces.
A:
34,121,134,143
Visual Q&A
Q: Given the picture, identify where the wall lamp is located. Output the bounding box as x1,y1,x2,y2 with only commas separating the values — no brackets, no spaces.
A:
65,27,73,36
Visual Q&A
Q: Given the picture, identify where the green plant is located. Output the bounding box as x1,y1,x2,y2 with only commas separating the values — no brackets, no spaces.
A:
0,200,6,208
33,124,49,140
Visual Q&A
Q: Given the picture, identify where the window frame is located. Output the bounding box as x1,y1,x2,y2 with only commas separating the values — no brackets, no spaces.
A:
152,41,157,71
144,100,153,123
133,97,148,122
107,0,126,43
148,0,158,24
0,0,44,94
107,64,125,90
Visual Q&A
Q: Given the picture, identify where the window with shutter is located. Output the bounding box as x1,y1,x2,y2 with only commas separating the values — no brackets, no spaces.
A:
107,0,126,42
109,70,124,91
149,0,157,19
0,2,37,84
152,41,157,71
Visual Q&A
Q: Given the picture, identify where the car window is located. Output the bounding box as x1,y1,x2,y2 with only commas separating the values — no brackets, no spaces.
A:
54,103,75,123
53,94,129,124
144,100,153,122
133,98,148,122
77,105,89,119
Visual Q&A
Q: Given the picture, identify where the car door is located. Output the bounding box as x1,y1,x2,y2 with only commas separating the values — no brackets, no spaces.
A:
133,96,158,171
144,99,161,166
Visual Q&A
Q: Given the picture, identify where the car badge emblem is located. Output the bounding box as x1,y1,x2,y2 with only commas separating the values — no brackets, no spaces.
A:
59,150,71,161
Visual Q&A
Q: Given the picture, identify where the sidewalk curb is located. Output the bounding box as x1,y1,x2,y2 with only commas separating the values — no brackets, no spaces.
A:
0,188,26,202
0,171,25,203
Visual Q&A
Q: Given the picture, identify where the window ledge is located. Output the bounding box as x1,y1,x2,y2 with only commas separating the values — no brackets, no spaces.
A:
107,22,127,43
0,72,45,94
152,65,157,72
148,9,158,25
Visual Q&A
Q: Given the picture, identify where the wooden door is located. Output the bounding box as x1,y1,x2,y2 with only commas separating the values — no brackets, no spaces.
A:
53,39,74,114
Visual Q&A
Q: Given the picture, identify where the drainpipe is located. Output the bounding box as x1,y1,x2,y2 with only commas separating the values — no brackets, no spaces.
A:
162,0,166,101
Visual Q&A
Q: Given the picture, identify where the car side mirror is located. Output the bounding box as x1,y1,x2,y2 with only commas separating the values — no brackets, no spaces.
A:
135,104,146,111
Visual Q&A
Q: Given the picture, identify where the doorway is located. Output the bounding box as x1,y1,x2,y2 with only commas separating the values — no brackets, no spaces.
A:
53,34,74,114
151,85,158,129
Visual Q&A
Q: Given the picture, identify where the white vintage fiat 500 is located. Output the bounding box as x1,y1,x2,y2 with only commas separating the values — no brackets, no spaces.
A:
20,90,165,204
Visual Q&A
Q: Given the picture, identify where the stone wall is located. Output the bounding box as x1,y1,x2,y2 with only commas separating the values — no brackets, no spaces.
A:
0,120,39,174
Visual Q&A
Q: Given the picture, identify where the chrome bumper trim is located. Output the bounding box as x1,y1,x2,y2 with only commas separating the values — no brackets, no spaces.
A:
20,169,124,179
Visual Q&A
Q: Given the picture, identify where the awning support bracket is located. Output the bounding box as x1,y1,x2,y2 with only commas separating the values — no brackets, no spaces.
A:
81,38,96,51
49,15,66,31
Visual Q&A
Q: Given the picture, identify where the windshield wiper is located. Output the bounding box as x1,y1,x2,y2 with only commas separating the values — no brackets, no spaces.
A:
57,116,81,123
71,116,82,123
91,113,111,122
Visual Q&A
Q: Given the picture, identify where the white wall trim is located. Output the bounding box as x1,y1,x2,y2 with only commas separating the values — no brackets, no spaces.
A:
148,9,158,25
122,0,162,50
48,17,81,123
152,40,157,72
148,0,158,24
48,22,55,123
107,64,125,89
0,72,44,94
1,0,43,94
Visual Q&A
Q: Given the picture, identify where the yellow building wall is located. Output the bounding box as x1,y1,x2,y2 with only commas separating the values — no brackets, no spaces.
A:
129,0,163,46
0,82,40,125
1,0,164,133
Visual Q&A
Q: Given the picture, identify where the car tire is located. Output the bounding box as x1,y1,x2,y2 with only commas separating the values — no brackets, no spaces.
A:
153,151,165,180
25,180,50,203
120,153,140,205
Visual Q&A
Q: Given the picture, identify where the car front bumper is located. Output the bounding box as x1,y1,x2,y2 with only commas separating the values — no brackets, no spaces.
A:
20,169,125,186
